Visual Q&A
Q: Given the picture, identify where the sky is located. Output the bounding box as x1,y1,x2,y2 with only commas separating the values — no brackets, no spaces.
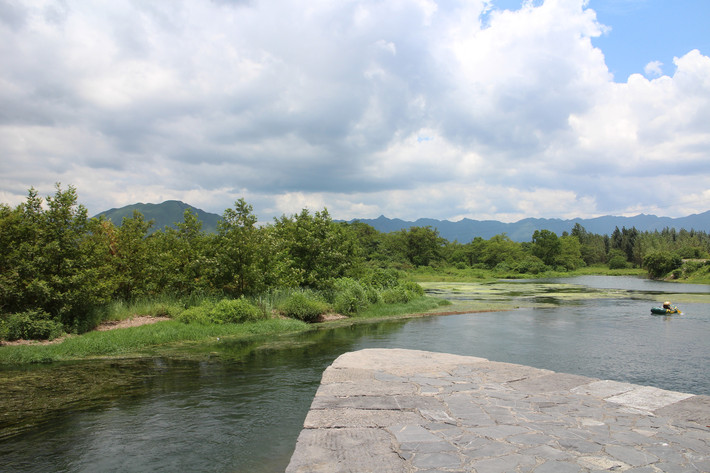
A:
1,0,709,223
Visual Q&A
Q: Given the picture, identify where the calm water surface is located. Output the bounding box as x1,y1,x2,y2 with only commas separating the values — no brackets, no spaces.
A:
2,276,708,472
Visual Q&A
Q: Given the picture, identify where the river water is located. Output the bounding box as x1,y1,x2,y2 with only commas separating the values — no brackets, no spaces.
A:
1,276,708,472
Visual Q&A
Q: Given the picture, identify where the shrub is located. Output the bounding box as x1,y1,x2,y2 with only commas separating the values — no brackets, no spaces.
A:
4,310,64,341
513,256,547,274
381,287,411,304
331,278,369,315
608,255,628,269
210,298,263,324
175,304,213,325
176,298,263,324
362,268,401,290
402,281,425,297
363,284,381,304
280,292,329,322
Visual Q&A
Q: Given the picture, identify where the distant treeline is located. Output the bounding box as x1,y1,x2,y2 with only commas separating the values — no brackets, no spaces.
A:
2,185,709,337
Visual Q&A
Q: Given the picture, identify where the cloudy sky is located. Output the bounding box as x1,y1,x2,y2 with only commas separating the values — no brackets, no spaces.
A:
1,0,709,223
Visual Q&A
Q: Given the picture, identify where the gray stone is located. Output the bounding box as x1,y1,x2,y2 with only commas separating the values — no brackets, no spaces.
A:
624,467,658,473
508,432,556,446
653,462,701,473
605,386,694,412
524,444,575,461
556,437,603,454
411,375,454,387
468,454,537,473
400,440,457,454
462,439,517,459
285,428,406,473
654,394,710,427
419,409,458,424
507,373,593,393
571,379,637,398
316,379,416,396
411,451,462,469
609,429,658,446
389,424,441,444
604,444,658,467
303,408,422,428
533,460,584,473
285,349,708,473
467,424,530,440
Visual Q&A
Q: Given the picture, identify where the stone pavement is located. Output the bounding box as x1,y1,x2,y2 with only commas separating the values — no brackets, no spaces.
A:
285,349,710,473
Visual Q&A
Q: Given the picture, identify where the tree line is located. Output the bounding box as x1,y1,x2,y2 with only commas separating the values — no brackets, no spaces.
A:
2,185,709,339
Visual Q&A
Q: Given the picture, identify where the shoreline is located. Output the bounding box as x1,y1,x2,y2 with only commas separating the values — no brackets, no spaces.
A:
0,298,473,364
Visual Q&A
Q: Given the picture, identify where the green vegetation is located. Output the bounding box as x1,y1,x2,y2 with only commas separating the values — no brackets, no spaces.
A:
278,291,330,322
0,318,309,364
2,184,710,356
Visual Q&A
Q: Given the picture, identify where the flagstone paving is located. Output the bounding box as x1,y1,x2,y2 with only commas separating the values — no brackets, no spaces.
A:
286,349,710,473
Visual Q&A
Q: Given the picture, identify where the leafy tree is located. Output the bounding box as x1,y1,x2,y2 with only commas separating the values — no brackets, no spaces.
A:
531,229,561,266
347,222,382,261
0,185,110,333
611,226,640,265
400,226,444,267
113,211,154,300
555,235,584,270
572,224,606,265
149,209,214,297
512,255,547,274
643,250,682,279
272,209,362,288
213,199,268,296
481,234,523,269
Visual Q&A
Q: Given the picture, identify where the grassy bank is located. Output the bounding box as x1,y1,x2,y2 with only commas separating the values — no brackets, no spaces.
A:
0,297,450,364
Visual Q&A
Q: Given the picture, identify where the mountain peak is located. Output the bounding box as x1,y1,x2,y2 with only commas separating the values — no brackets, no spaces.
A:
94,201,221,233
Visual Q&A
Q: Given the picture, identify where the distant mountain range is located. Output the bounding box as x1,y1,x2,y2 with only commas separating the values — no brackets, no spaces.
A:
350,211,710,242
94,201,710,242
94,200,220,234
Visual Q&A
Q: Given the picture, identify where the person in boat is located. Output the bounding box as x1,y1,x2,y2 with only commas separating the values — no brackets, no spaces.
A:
662,301,672,310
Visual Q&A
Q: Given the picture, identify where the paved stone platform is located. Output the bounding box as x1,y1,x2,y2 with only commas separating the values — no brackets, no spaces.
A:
286,349,710,473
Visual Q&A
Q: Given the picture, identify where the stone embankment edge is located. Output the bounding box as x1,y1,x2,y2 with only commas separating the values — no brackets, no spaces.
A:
286,348,710,473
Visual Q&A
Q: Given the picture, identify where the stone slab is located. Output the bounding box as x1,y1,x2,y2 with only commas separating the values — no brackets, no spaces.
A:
286,349,710,472
605,386,695,412
654,395,710,427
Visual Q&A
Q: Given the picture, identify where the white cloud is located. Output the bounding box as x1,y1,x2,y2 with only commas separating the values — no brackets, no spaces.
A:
1,0,709,223
644,60,663,77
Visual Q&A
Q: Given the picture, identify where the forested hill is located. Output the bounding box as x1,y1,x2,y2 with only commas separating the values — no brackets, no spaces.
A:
350,211,710,242
94,201,221,234
94,200,710,242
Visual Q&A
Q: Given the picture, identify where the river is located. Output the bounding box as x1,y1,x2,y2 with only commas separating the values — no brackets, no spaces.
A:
1,276,708,472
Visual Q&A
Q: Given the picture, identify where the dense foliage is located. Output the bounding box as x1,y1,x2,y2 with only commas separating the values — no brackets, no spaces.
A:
2,185,709,341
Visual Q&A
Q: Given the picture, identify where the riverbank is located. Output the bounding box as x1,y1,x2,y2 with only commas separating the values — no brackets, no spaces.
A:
0,296,455,364
4,273,709,365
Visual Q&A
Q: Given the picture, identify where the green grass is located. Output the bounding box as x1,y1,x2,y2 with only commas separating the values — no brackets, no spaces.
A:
0,318,309,364
101,294,214,322
0,294,453,364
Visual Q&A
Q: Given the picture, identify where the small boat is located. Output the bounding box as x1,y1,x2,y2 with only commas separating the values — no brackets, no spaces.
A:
651,307,680,315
